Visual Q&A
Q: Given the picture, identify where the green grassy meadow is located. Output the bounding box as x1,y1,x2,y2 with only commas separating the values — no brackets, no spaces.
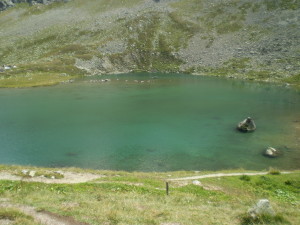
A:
0,166,299,224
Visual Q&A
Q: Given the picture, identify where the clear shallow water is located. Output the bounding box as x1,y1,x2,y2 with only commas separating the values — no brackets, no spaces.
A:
0,73,299,171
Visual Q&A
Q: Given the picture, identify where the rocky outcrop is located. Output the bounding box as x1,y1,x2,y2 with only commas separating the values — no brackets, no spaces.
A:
0,0,68,11
0,0,14,11
237,117,256,133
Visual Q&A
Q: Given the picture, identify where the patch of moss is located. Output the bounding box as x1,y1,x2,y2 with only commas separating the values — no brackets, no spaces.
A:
263,0,300,11
284,74,300,85
0,59,85,87
0,72,73,88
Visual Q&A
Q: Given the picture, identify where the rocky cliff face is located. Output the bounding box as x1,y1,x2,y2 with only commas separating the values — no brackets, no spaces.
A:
0,0,67,11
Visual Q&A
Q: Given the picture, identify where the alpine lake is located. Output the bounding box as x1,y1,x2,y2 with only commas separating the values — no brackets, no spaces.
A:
0,73,299,171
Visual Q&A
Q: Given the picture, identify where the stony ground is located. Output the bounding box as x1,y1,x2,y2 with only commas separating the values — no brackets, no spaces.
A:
0,0,299,87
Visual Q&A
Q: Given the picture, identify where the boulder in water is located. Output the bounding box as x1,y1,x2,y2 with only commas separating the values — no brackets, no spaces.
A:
264,147,279,158
237,117,256,132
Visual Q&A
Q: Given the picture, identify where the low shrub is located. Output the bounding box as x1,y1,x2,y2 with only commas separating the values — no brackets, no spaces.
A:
240,175,251,181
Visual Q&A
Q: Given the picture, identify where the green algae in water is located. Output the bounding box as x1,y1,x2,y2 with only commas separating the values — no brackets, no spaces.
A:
0,73,299,171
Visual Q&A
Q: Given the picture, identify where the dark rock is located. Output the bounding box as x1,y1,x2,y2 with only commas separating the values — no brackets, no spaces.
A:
237,117,256,132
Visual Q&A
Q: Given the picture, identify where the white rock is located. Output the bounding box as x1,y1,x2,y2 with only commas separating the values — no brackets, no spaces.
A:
21,170,28,175
55,171,63,175
29,171,36,177
192,180,201,186
264,147,279,158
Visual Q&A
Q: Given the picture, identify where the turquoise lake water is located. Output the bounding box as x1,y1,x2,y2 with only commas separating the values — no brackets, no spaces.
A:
0,73,299,171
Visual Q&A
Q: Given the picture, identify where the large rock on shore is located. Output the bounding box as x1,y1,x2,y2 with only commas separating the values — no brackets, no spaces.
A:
237,117,256,132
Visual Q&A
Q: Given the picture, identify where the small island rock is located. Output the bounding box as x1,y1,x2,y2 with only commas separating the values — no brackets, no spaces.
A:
237,117,256,132
264,147,279,158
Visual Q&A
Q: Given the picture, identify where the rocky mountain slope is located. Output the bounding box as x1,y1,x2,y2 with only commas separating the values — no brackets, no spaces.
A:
0,0,299,87
0,0,67,11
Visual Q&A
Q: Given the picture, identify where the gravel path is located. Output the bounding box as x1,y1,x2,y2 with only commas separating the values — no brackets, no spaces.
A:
0,172,103,184
168,171,292,181
0,202,89,225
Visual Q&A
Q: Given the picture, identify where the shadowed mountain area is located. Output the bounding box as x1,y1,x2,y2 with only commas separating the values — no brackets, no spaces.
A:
0,0,299,87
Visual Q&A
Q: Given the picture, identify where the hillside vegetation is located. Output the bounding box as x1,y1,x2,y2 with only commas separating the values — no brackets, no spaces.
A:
0,0,299,87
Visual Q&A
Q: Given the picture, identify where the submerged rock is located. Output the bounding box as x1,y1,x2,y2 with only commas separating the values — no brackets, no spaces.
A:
248,199,275,219
237,117,256,132
264,147,279,158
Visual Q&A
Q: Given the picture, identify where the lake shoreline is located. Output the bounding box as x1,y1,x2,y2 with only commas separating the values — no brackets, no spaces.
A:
0,71,299,89
1,164,300,182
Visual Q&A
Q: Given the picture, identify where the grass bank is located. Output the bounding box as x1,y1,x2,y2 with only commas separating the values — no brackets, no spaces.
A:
0,165,299,224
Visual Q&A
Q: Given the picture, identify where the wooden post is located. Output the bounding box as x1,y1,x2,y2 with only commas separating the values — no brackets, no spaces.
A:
166,181,169,195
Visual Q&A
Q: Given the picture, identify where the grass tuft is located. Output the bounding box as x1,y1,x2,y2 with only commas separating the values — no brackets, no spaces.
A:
0,208,38,225
269,168,281,175
240,213,290,225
